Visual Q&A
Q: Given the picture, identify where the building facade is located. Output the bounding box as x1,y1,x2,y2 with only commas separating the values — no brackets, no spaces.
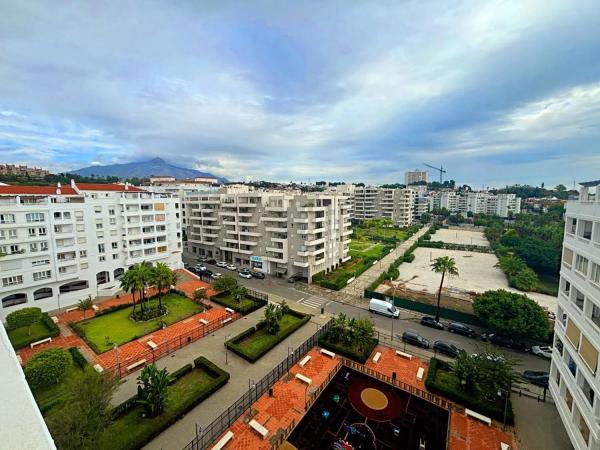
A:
0,182,182,320
428,191,521,217
405,170,428,186
0,164,49,179
185,192,351,281
353,186,417,226
550,180,600,450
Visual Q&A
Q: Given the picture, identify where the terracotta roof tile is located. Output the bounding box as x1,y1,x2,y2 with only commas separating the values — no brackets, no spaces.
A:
0,183,145,195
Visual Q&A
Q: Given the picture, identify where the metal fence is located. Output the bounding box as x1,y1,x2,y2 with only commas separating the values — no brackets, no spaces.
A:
182,320,332,450
104,309,242,378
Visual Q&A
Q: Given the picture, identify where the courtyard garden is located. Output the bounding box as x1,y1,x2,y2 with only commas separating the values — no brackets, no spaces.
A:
318,313,378,363
226,302,310,362
209,274,267,314
70,293,204,353
6,307,60,350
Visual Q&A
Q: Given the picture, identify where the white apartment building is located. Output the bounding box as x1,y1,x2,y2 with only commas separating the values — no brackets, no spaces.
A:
550,180,600,450
354,186,417,227
185,192,351,281
429,191,521,217
324,184,355,220
405,169,428,186
0,182,182,321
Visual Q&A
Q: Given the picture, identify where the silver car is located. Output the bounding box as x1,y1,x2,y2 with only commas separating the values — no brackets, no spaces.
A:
531,345,552,359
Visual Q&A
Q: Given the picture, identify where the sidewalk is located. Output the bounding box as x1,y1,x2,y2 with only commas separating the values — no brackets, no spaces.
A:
341,226,429,297
139,311,331,450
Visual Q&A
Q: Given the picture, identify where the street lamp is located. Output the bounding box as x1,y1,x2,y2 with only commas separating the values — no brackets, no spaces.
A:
225,334,231,365
498,388,509,431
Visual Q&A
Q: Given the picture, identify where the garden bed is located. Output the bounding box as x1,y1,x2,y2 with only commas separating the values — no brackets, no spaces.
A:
425,358,514,424
99,357,229,450
226,310,310,362
7,313,60,350
210,292,266,315
70,293,204,353
318,334,378,364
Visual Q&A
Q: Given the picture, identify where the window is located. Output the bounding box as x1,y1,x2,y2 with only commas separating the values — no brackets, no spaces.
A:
33,288,52,301
592,262,600,286
54,212,61,219
109,218,116,225
40,242,48,251
581,376,595,407
63,212,71,219
565,388,573,410
580,335,598,374
30,243,38,252
32,259,50,267
76,224,85,232
59,280,89,293
79,250,87,258
112,253,119,260
109,209,115,215
0,214,15,224
111,242,118,249
8,229,17,239
29,228,36,237
98,244,105,254
563,247,574,266
96,222,103,229
567,217,577,234
94,206,102,214
0,230,4,240
9,244,20,254
99,255,106,262
575,254,589,275
2,275,23,287
566,320,581,348
579,415,590,446
2,293,26,307
26,212,44,222
568,353,578,378
38,227,47,236
33,270,52,281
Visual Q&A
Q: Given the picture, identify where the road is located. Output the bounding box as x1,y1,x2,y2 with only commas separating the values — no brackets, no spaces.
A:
185,256,551,376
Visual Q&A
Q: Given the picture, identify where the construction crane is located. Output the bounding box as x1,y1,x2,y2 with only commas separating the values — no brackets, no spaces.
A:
423,163,447,183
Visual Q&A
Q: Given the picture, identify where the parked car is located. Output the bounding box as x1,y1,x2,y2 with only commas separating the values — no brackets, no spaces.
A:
251,271,265,279
211,272,222,279
199,269,213,277
216,261,228,267
481,333,527,351
369,299,399,318
226,264,237,271
433,341,459,358
522,370,549,387
287,273,303,283
448,322,476,338
205,258,217,265
420,316,444,330
195,264,207,272
197,256,208,262
401,330,430,349
471,353,505,363
238,270,252,279
531,345,553,359
183,263,192,271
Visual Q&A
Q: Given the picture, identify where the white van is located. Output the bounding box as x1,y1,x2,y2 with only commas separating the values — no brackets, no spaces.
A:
369,299,399,318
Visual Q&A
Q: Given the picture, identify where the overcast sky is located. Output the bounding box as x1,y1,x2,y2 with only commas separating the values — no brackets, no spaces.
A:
1,0,599,187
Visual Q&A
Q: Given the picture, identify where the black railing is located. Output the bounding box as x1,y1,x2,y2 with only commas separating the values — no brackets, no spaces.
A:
182,320,332,450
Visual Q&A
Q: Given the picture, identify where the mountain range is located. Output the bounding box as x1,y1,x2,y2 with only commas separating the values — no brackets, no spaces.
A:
70,158,226,182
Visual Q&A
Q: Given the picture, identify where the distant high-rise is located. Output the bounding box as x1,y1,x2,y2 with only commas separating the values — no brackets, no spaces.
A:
405,170,428,186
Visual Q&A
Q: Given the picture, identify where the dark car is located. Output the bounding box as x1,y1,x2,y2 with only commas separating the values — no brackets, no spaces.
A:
420,316,444,330
251,271,266,279
433,341,459,358
183,262,192,271
198,269,213,277
481,333,527,351
197,256,208,262
401,330,430,349
448,322,476,338
205,258,217,265
287,273,303,283
522,370,549,387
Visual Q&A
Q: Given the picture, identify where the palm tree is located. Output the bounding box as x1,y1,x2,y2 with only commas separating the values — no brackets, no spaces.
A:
130,263,152,312
136,364,173,418
431,256,459,322
77,296,94,319
152,263,173,310
119,269,137,315
263,303,282,335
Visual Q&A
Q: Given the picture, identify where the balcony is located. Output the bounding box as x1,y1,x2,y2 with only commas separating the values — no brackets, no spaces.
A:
238,221,257,227
219,211,237,217
297,227,325,235
305,237,326,246
224,238,239,244
239,239,258,246
263,216,288,222
238,248,253,255
265,206,287,212
239,231,262,237
293,260,310,268
238,202,258,208
266,226,287,233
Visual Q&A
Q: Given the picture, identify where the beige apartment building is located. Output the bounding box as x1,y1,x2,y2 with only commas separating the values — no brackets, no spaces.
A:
353,186,417,227
184,191,351,281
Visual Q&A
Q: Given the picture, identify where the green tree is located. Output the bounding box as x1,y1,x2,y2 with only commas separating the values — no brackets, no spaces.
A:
46,371,119,450
262,303,283,335
353,317,375,353
151,262,173,310
213,274,238,293
473,289,549,339
6,307,42,336
330,313,348,343
77,296,94,319
119,268,137,315
136,364,173,418
193,287,207,302
495,255,526,276
511,267,539,291
452,350,480,393
431,256,459,322
473,348,517,400
232,285,248,304
24,348,71,389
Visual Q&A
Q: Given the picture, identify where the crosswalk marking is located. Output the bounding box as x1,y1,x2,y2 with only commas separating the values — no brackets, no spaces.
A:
296,295,326,309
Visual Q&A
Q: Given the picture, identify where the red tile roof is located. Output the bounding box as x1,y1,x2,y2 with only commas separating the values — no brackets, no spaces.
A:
0,183,145,195
76,183,145,192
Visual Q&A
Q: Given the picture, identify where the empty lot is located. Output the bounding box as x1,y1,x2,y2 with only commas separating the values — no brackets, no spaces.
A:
430,228,490,247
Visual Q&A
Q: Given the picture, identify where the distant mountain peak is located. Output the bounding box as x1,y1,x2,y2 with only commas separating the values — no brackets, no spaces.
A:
70,158,227,182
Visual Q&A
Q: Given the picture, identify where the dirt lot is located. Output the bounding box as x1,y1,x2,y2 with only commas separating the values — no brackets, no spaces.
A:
430,228,490,247
396,247,557,310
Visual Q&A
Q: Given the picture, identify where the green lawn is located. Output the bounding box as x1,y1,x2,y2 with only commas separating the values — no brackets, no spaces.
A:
210,292,260,312
98,363,228,450
537,274,559,296
74,294,203,353
227,312,310,362
8,320,55,349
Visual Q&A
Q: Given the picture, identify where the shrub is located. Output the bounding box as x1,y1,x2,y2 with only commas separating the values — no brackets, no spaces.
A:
318,335,378,364
213,274,238,292
41,313,60,336
68,347,89,368
25,348,71,389
170,363,193,380
403,253,415,263
6,307,42,334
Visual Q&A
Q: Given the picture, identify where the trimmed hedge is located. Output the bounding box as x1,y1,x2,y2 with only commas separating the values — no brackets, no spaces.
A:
8,313,60,350
210,292,266,315
68,347,89,368
69,321,102,355
226,310,310,363
425,358,514,425
318,335,378,364
170,363,193,380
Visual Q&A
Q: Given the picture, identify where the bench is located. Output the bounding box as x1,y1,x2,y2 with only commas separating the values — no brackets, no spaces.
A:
199,318,209,325
320,349,335,358
299,355,311,368
416,367,425,382
500,444,512,450
93,364,104,373
92,305,99,312
465,408,491,426
249,419,269,439
146,340,157,350
295,373,312,385
51,316,59,324
225,307,235,314
211,431,234,450
30,337,52,348
222,317,232,324
395,350,413,360
126,359,147,371
66,306,78,313
372,352,382,363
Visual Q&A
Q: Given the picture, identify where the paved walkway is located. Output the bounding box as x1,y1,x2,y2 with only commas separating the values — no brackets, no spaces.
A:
341,226,428,297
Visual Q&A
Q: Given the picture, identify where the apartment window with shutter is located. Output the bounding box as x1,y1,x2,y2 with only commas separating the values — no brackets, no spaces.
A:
8,229,17,239
29,228,36,237
575,254,589,276
579,335,598,375
40,242,48,251
566,319,581,349
563,247,573,266
98,244,105,253
30,243,38,252
38,227,47,236
591,262,600,286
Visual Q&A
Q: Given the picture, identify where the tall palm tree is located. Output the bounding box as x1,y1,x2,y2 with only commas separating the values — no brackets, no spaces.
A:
130,263,152,312
119,269,137,314
431,256,459,322
152,263,173,310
